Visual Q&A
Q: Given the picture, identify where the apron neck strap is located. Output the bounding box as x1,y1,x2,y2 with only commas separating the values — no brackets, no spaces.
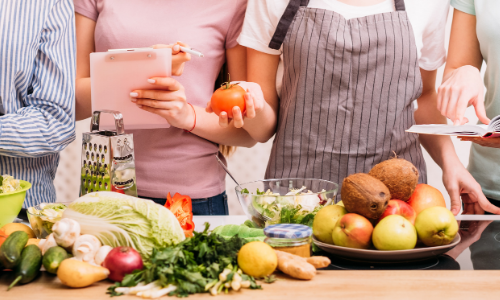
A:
269,0,310,50
394,0,406,11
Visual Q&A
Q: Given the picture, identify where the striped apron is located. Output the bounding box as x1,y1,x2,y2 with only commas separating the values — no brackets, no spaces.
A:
265,0,427,198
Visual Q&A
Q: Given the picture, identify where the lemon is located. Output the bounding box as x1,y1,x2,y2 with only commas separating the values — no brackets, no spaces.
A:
1,223,36,238
237,241,277,278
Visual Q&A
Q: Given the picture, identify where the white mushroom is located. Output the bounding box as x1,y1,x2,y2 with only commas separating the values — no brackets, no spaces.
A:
72,234,101,264
94,245,113,266
52,218,81,249
37,239,46,251
41,234,58,255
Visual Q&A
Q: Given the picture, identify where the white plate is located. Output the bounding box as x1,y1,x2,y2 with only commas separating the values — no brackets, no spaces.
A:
313,234,461,263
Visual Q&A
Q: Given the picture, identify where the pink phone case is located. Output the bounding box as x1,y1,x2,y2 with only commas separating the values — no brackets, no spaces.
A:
90,48,172,130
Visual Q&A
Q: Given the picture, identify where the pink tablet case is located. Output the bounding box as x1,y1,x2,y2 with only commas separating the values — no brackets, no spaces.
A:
90,48,172,130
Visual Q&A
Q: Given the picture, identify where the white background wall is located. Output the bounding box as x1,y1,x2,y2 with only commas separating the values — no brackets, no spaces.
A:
54,7,479,215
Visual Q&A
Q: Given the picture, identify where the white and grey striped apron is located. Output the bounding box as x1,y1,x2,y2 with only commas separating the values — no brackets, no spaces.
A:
265,0,427,199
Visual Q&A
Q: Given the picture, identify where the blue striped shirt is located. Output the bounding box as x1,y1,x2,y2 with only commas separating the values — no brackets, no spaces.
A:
0,0,76,208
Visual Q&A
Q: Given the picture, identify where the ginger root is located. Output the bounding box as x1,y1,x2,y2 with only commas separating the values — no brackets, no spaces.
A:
275,250,316,280
305,256,331,269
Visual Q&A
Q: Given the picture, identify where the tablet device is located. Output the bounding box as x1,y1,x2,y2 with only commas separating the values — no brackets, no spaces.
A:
90,48,172,130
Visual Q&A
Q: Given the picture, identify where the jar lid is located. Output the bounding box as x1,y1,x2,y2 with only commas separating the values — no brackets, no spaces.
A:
264,224,312,239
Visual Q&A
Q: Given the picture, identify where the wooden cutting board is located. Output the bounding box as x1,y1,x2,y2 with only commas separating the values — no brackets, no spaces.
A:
1,270,500,300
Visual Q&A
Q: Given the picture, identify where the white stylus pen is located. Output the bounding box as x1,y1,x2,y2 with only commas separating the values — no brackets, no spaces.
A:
108,46,204,58
179,46,204,57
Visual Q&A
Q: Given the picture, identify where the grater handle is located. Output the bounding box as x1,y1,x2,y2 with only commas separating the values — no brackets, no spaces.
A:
91,110,125,135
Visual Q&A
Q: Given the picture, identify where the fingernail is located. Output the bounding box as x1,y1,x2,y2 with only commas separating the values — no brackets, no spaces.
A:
453,120,460,126
130,92,138,97
130,98,136,102
147,79,156,84
136,104,143,108
173,45,180,51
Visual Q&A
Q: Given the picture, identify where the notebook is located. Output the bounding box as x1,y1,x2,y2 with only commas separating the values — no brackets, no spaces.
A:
406,115,500,138
90,48,172,130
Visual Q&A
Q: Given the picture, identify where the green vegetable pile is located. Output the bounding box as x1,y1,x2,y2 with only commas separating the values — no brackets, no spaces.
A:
211,223,265,242
108,223,260,298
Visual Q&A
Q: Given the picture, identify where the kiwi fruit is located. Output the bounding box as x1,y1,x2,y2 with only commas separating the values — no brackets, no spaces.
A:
369,158,419,201
341,173,390,221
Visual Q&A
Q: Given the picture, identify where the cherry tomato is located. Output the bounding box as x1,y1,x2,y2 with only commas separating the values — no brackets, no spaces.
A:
210,83,246,118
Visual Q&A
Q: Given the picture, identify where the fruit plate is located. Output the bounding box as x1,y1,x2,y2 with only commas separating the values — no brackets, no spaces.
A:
313,234,461,263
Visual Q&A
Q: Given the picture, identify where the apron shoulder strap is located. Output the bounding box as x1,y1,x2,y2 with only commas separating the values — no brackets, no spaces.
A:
394,0,406,11
269,0,310,50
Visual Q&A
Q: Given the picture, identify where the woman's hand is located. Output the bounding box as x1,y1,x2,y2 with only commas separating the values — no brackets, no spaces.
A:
442,163,500,215
206,81,266,128
151,42,191,76
130,77,195,130
437,65,489,126
459,136,500,149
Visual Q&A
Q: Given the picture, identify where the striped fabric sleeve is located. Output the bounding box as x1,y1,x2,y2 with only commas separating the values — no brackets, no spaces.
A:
0,0,76,158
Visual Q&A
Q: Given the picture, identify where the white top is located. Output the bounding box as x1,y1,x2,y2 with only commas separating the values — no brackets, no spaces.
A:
238,0,450,96
309,0,394,20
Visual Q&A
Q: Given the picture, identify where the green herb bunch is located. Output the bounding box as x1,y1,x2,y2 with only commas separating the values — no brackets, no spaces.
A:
108,223,260,298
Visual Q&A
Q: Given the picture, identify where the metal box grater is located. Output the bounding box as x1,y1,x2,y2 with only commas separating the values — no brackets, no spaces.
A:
80,110,137,197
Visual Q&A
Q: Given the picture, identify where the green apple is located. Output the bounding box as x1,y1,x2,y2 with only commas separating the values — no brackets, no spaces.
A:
372,215,417,250
415,206,458,246
313,205,348,244
331,213,373,249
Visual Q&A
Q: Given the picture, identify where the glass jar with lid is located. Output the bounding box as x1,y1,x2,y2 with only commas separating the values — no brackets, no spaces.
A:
264,224,312,257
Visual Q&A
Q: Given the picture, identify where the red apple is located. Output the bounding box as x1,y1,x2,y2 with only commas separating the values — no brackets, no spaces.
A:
377,199,417,225
407,184,446,214
331,213,373,249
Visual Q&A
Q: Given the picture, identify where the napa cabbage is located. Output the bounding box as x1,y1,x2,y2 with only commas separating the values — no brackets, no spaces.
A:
62,192,185,257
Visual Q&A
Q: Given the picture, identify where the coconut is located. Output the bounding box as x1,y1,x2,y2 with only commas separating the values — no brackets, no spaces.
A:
369,158,419,201
341,173,390,221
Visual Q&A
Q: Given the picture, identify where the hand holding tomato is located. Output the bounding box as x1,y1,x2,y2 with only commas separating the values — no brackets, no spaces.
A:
207,81,266,128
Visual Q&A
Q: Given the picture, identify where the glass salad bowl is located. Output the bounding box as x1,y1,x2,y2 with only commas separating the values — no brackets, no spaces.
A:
235,178,338,228
27,202,69,238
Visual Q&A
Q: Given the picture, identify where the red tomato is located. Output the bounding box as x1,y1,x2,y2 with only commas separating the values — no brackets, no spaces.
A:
210,83,246,118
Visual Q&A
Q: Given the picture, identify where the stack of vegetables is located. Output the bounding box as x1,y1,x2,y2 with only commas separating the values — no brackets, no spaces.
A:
1,191,333,297
108,223,261,298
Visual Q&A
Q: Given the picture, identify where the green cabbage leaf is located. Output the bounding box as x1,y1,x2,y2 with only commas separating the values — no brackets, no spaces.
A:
62,192,185,257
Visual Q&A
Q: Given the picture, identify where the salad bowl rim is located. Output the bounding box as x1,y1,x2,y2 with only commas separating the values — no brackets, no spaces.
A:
235,177,339,195
26,201,71,217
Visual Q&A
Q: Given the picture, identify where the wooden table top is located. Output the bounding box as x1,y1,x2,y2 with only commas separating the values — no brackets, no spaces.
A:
1,270,500,300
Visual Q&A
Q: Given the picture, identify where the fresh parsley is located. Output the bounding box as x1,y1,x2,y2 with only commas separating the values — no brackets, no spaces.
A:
107,223,260,298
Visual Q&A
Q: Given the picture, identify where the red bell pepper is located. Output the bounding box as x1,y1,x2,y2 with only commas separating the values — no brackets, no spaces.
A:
165,192,195,237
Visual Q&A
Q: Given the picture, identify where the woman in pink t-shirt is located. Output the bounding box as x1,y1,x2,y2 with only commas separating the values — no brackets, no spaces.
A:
73,0,255,215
